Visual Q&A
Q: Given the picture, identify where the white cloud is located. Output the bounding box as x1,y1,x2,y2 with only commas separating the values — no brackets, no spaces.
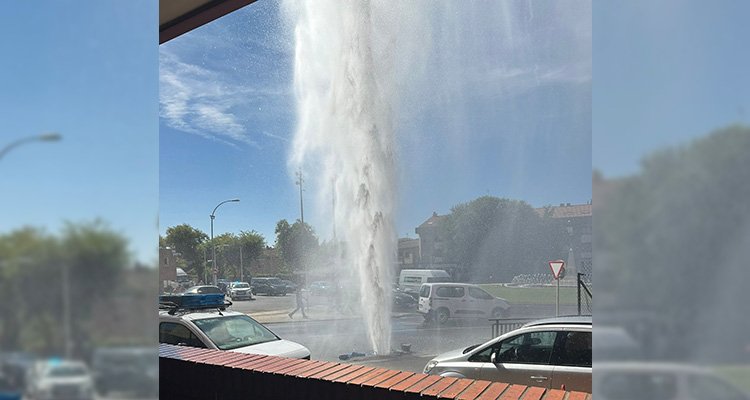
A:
159,50,290,148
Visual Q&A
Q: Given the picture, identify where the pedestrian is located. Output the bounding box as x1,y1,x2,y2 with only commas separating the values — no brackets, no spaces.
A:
288,285,308,319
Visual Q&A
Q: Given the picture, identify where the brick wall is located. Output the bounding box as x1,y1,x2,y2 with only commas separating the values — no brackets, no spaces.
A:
159,344,591,400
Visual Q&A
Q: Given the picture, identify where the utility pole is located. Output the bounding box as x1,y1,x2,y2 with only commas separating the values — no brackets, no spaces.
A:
332,176,336,241
240,245,244,282
295,168,305,224
62,263,72,358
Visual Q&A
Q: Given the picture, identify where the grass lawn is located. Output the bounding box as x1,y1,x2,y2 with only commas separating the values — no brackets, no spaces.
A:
715,365,750,393
479,284,581,305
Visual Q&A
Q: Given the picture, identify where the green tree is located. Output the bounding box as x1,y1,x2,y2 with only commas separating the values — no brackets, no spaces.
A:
275,219,319,271
164,224,208,278
597,125,750,359
238,230,265,279
0,221,130,357
440,196,562,282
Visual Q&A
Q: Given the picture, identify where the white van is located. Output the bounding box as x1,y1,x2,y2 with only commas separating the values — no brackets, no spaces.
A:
398,269,451,294
418,283,510,324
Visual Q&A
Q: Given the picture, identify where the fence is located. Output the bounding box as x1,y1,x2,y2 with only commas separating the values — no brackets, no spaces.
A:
487,318,537,339
577,273,592,315
159,344,591,399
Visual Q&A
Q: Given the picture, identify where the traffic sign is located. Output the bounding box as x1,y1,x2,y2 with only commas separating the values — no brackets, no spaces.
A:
548,260,565,280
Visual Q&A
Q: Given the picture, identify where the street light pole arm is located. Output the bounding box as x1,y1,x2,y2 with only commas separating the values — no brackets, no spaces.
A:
0,133,62,161
211,198,240,217
209,198,239,286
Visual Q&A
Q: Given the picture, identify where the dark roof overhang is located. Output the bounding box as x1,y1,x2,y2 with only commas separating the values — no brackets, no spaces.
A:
160,0,257,44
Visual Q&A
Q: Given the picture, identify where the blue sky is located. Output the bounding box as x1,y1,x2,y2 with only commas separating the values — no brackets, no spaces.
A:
1,1,158,263
594,1,750,177
159,1,592,243
2,1,744,263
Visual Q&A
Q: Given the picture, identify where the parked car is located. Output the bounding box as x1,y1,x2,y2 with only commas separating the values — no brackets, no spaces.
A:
91,347,157,397
159,294,310,358
418,283,510,324
251,277,287,296
423,316,591,392
216,280,230,294
392,284,417,309
182,285,224,295
0,373,21,400
0,352,35,394
26,360,95,400
594,362,749,399
228,282,254,301
399,269,451,295
280,280,298,293
308,281,333,296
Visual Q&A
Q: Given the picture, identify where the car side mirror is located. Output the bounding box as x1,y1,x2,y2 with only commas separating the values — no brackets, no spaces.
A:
490,350,497,364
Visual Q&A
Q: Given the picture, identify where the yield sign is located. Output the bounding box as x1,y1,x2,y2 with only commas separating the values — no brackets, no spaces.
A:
548,260,565,280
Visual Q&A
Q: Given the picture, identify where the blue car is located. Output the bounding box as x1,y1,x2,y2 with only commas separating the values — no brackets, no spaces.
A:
0,374,21,400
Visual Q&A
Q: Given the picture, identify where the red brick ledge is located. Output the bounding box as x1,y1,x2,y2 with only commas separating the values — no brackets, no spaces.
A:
159,343,591,400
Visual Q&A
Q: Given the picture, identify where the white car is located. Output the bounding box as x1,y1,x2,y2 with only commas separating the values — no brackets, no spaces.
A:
159,293,310,359
228,281,254,301
26,360,94,400
418,283,510,324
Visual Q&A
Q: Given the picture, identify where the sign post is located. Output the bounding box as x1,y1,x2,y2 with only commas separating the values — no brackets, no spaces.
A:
548,260,565,316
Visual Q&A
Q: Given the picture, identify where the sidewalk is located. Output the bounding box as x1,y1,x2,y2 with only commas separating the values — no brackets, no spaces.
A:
249,305,417,324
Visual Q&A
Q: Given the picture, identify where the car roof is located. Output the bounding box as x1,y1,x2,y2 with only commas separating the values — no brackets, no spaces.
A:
522,315,592,327
160,308,245,321
422,282,479,288
43,360,88,369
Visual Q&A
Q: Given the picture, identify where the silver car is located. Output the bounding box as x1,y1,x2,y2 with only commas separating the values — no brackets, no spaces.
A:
423,316,591,392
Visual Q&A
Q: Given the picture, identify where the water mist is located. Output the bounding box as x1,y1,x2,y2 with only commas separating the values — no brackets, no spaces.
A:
284,1,425,354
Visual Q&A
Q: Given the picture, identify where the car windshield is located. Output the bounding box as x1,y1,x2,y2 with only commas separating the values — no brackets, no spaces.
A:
47,365,88,378
184,286,222,294
193,315,279,350
233,283,250,289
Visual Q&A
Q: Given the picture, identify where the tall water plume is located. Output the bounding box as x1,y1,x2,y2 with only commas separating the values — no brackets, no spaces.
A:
283,1,428,354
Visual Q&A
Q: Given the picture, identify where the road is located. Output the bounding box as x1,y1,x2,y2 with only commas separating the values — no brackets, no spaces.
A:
234,293,579,373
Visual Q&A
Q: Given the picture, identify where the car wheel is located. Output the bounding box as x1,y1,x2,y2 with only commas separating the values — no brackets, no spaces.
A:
436,308,450,325
492,307,508,319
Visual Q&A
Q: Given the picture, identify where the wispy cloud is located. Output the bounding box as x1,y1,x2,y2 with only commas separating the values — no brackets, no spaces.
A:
159,50,290,148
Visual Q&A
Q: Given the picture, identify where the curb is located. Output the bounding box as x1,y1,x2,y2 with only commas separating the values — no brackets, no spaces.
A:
249,311,419,325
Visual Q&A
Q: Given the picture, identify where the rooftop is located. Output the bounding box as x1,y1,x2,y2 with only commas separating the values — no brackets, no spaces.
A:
535,203,592,218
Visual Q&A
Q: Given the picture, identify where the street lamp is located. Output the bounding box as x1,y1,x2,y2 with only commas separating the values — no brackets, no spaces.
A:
210,198,239,285
0,132,62,161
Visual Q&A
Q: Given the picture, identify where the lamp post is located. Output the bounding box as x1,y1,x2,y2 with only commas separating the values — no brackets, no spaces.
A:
0,132,62,161
210,199,239,285
295,169,304,224
62,263,72,358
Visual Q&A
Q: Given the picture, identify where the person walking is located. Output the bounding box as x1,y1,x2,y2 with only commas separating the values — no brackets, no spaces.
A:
288,285,308,319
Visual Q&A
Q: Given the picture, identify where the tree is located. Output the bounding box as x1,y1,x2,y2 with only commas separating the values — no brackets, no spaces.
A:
597,125,750,360
0,221,130,357
440,196,562,282
164,224,208,278
238,230,265,279
275,219,319,271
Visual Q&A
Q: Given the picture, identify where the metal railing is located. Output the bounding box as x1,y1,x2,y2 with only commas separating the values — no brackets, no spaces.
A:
487,318,536,339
